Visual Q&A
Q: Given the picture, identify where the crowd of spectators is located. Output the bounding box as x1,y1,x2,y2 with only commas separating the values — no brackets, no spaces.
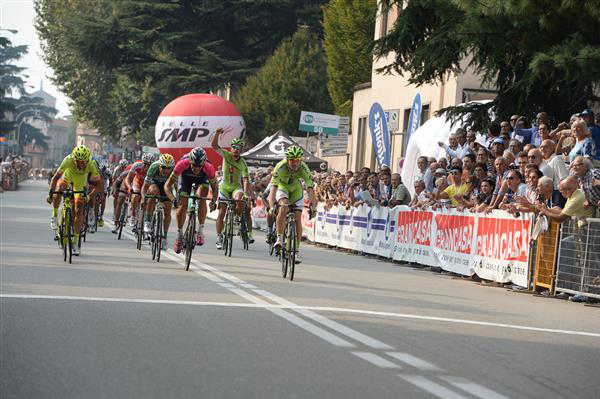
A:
0,155,30,192
406,108,600,226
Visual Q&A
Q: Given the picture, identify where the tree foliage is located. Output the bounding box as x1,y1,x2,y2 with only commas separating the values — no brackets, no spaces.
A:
233,28,333,144
323,0,376,116
1,34,55,151
374,0,600,129
35,0,327,143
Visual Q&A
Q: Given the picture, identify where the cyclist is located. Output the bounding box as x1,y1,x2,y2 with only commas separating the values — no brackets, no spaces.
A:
91,158,111,228
111,160,135,233
268,146,317,264
123,153,154,229
141,153,175,248
211,128,254,249
48,145,104,256
165,147,218,253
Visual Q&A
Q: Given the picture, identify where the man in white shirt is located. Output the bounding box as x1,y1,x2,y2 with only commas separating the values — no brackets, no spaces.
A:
539,139,568,189
528,148,555,181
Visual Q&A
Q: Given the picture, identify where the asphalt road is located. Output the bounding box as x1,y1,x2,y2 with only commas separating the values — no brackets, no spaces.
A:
1,180,599,399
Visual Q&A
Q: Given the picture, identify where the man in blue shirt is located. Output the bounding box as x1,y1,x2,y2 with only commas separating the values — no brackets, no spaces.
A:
512,112,548,147
580,109,600,161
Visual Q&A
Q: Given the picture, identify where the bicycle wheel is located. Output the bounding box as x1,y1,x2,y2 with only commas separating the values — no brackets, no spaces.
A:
184,212,196,271
240,213,249,251
226,207,234,257
81,205,88,242
281,225,288,278
118,202,128,240
60,212,67,261
288,220,296,281
151,213,157,260
65,208,73,264
268,229,275,256
155,211,163,262
136,208,144,250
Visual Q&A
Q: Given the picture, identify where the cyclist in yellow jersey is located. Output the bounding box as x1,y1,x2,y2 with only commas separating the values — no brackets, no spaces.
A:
269,146,317,264
48,145,104,256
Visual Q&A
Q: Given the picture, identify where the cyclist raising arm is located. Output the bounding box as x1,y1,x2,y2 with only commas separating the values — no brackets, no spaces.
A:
48,145,104,256
211,128,252,249
142,153,175,248
269,146,317,264
165,147,218,254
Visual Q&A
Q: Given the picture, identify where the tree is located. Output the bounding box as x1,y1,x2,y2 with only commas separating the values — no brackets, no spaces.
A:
233,28,334,144
373,0,600,129
323,0,376,116
35,0,328,140
1,34,55,152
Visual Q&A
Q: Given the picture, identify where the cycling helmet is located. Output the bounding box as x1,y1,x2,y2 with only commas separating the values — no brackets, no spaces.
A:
119,159,128,167
285,145,303,160
189,147,207,166
230,138,244,149
72,145,91,161
158,153,175,168
141,152,154,165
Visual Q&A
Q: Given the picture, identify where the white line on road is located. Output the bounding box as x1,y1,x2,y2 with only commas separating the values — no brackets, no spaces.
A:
252,288,394,350
398,374,471,399
440,376,512,399
351,352,400,369
3,293,599,339
386,352,443,371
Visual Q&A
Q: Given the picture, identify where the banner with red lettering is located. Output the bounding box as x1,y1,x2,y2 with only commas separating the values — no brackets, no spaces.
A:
432,209,476,276
392,207,435,265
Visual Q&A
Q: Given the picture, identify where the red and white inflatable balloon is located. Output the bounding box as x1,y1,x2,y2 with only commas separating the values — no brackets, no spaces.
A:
155,93,245,166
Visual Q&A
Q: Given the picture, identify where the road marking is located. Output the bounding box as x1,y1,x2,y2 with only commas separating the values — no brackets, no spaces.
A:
239,283,257,289
386,352,443,371
440,376,511,399
398,374,470,399
252,289,394,350
225,288,355,348
351,352,400,369
218,282,236,289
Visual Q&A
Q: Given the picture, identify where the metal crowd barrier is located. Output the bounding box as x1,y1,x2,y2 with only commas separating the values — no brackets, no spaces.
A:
555,218,600,299
532,219,561,293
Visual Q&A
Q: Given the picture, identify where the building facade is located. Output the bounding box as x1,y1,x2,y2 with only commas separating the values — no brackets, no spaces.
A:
348,4,496,173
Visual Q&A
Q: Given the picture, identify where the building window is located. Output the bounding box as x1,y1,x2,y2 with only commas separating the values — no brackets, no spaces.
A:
421,104,430,124
403,108,411,133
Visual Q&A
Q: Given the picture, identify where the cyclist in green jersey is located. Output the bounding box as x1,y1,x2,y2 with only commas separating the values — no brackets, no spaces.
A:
48,145,104,256
142,153,175,248
268,146,317,264
211,128,252,249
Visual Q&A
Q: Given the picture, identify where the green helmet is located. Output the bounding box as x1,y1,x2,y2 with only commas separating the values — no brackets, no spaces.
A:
72,145,91,161
231,138,244,149
285,145,303,159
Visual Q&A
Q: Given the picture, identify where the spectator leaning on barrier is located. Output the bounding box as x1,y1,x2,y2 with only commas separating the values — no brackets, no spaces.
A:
570,156,600,212
536,175,566,209
439,166,469,207
498,170,527,212
388,173,411,207
514,168,543,213
540,139,568,189
537,176,593,227
472,178,496,212
409,179,428,208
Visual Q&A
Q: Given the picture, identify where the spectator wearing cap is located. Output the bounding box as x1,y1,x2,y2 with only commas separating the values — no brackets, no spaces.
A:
491,137,505,158
570,156,600,211
580,109,600,161
439,166,469,207
537,175,593,227
539,139,568,189
388,173,411,207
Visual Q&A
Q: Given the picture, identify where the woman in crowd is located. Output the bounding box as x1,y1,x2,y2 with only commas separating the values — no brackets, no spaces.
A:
557,119,595,162
498,170,527,212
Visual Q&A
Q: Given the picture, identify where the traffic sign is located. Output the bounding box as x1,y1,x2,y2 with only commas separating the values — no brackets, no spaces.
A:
299,111,340,136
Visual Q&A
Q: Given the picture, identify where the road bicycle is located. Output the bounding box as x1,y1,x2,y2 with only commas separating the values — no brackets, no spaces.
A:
116,190,130,240
220,198,249,257
145,194,168,262
278,205,311,281
51,187,86,263
182,184,211,271
135,198,147,250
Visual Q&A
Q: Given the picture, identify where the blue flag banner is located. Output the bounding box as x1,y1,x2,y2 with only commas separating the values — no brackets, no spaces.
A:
368,102,391,167
406,93,422,142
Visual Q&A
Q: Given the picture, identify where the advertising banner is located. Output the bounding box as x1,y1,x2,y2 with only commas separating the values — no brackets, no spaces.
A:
432,210,476,276
392,207,436,265
368,102,391,167
406,93,422,142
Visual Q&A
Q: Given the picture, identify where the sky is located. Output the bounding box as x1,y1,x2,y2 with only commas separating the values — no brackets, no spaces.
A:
1,0,71,117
